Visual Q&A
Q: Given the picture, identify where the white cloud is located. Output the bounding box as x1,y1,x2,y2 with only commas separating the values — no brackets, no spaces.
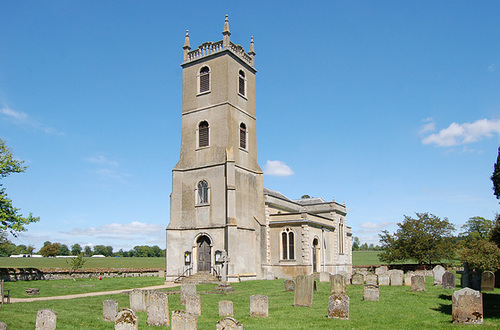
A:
263,160,294,177
64,221,163,241
85,155,119,167
421,118,500,147
419,118,436,134
1,106,64,136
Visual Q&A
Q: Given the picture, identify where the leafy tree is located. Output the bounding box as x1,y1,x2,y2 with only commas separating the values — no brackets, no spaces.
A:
379,213,455,265
59,244,70,256
39,242,60,257
459,216,493,239
0,138,39,235
491,146,500,202
83,246,92,256
352,237,360,251
0,231,16,256
459,239,500,272
301,195,311,199
71,243,82,256
65,254,87,272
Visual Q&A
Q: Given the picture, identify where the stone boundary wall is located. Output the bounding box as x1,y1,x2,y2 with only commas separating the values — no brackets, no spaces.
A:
353,264,462,273
0,268,164,282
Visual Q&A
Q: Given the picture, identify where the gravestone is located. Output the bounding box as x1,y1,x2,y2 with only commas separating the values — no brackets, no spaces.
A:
378,274,390,286
219,300,233,317
158,270,165,278
328,294,349,320
185,293,201,316
216,317,243,330
452,288,483,324
250,295,268,318
330,274,346,294
284,279,295,291
363,284,379,301
481,271,495,291
171,310,197,330
433,265,446,286
351,273,364,285
319,272,330,282
411,275,425,291
0,322,6,330
414,270,426,277
103,299,118,322
180,283,196,305
404,272,414,286
146,291,169,326
365,273,378,286
389,269,403,286
129,289,146,312
375,266,388,276
35,309,57,330
294,275,314,307
114,308,138,330
442,272,456,289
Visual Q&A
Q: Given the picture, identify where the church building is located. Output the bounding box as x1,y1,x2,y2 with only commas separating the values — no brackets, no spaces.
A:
166,16,352,282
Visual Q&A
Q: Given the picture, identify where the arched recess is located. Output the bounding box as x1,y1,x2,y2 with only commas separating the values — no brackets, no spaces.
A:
193,233,213,273
312,237,320,273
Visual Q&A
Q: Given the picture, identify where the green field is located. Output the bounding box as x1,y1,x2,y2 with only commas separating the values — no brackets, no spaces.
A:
1,277,499,328
352,251,382,266
0,257,165,270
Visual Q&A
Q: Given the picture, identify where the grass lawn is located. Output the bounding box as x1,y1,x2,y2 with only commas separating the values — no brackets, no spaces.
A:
0,257,165,270
352,251,381,266
1,277,499,328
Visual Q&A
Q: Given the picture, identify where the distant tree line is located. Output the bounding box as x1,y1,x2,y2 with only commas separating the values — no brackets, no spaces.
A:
352,237,383,251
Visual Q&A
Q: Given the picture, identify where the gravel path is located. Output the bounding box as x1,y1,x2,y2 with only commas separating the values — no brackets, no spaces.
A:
9,282,180,303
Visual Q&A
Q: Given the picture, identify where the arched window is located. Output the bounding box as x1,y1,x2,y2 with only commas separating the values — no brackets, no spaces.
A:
281,228,295,260
338,222,344,254
239,123,247,149
199,66,210,93
198,121,209,148
197,180,209,204
238,70,246,96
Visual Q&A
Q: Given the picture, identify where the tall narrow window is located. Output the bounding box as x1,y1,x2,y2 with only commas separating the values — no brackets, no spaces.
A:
199,121,209,147
239,123,247,149
288,231,295,259
339,222,344,254
281,228,295,260
282,232,288,260
197,180,209,204
238,70,246,96
199,66,210,93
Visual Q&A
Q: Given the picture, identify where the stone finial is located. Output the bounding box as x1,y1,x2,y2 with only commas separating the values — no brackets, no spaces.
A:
223,14,231,35
183,30,190,49
223,14,231,48
249,36,255,55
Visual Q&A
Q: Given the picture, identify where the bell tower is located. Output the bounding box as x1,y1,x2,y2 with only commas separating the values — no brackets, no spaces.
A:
166,16,266,281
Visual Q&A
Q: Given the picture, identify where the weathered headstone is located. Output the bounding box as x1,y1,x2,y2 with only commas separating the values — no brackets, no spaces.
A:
158,270,165,278
375,266,388,276
389,269,403,286
146,291,169,326
328,294,349,320
330,274,346,294
452,288,483,324
365,273,378,286
171,310,197,330
433,265,446,286
319,272,330,282
351,273,364,285
481,271,495,291
103,299,119,322
378,274,390,286
284,279,295,291
250,295,268,318
219,300,233,317
185,293,201,316
180,283,196,305
114,308,138,330
411,275,425,292
0,322,6,330
294,275,314,307
35,309,57,330
129,289,146,312
363,284,379,301
404,272,414,286
216,317,243,330
442,271,456,289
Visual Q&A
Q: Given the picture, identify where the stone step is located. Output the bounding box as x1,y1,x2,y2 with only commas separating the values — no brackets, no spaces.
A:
180,272,220,284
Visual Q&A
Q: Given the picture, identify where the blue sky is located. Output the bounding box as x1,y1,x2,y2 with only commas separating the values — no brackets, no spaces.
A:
1,1,499,251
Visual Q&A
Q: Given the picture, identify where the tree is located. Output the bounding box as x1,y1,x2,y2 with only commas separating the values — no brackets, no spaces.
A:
39,242,60,257
66,254,87,272
352,237,360,251
93,245,113,256
83,246,92,256
59,244,70,256
459,216,493,239
459,239,500,272
71,243,82,256
491,146,500,202
0,138,39,235
379,213,456,265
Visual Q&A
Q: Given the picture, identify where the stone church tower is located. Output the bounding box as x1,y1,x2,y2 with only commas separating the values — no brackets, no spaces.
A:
166,16,266,281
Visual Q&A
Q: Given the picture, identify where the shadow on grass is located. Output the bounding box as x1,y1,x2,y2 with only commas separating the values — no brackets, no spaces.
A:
484,293,500,320
432,303,452,316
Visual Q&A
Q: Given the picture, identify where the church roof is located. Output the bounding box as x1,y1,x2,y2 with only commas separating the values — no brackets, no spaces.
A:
263,187,293,202
293,197,328,205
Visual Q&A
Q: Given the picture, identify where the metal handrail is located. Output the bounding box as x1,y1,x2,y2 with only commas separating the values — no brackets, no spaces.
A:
174,267,193,282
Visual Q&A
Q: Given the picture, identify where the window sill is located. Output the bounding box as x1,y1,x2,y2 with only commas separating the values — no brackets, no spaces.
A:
238,93,247,100
279,259,296,262
239,147,248,153
196,146,210,151
197,91,211,96
195,203,210,208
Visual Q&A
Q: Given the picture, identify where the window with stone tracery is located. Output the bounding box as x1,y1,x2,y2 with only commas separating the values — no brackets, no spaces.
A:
281,228,295,260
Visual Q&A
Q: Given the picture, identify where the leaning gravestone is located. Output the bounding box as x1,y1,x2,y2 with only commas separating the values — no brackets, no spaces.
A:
378,274,390,286
365,273,378,286
185,293,201,316
129,289,146,312
294,275,314,307
103,299,119,322
284,279,295,291
35,309,57,330
442,272,456,289
433,265,446,286
351,273,364,285
328,294,349,320
389,269,403,286
404,272,414,286
375,266,388,276
452,288,483,324
115,308,138,330
250,295,268,318
146,291,169,326
481,271,495,291
330,274,346,294
363,284,379,301
216,317,243,330
411,275,425,292
219,300,233,317
180,283,196,306
319,272,330,282
171,310,197,330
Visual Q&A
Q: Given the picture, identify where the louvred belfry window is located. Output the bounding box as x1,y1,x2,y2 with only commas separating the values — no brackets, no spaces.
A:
239,123,247,149
199,121,209,147
239,70,245,96
200,67,210,93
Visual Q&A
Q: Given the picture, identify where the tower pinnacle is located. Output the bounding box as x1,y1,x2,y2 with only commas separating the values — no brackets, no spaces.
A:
223,14,231,48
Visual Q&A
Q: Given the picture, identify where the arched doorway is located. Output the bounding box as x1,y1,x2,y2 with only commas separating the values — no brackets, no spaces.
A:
197,235,211,272
312,238,319,272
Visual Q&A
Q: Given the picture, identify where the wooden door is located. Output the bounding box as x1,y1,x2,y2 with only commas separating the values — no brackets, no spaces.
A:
197,236,211,272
